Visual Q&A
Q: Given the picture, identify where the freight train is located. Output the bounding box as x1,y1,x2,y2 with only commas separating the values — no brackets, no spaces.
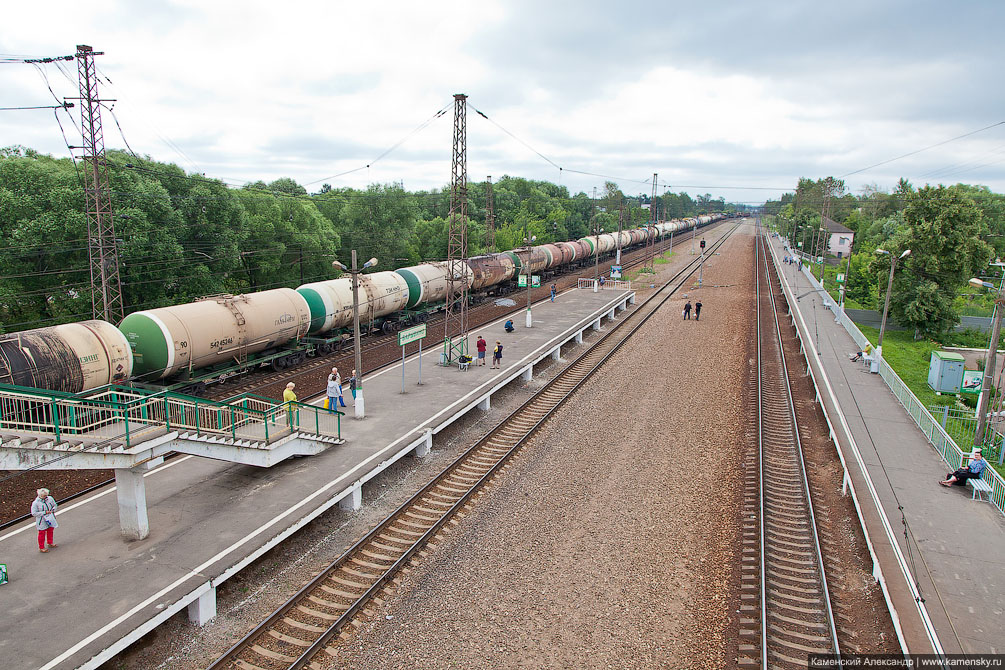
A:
1,214,726,395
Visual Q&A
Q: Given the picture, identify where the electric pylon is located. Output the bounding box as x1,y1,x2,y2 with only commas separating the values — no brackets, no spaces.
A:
443,94,469,363
76,44,124,323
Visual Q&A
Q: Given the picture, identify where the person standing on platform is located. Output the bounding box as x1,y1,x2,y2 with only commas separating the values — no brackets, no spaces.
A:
327,367,345,410
550,283,557,302
283,382,298,428
347,370,357,404
31,488,58,553
492,340,503,369
695,300,702,321
683,300,692,320
476,336,487,366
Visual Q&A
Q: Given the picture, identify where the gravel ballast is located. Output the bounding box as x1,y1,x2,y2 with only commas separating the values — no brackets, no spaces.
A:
322,227,753,669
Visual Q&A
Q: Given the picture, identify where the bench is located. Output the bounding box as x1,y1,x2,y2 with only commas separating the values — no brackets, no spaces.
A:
968,477,992,502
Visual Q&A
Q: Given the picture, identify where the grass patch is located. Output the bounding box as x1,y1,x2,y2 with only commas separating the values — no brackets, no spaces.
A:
857,325,1005,476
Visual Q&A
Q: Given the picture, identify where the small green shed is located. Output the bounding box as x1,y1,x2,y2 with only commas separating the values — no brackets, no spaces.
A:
927,351,965,394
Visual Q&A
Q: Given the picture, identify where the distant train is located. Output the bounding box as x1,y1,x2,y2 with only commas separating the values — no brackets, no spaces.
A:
1,214,726,394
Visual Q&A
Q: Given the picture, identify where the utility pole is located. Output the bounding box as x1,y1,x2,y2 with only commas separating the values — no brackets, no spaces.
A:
592,188,600,291
616,200,625,265
645,173,657,271
485,175,495,253
443,93,469,363
76,44,124,323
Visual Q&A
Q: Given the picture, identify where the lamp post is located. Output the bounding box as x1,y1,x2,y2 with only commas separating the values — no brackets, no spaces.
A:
523,225,537,327
332,251,378,419
969,274,1005,449
874,248,911,359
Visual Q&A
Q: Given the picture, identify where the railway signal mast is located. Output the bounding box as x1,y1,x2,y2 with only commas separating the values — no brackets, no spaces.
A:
443,94,469,364
76,44,124,323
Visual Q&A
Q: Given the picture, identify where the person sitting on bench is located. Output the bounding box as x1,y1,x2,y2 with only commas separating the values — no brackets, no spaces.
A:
504,319,514,333
850,344,873,362
940,448,988,487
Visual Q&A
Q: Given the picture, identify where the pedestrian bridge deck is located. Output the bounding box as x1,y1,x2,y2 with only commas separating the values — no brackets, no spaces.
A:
0,285,633,670
766,233,1005,656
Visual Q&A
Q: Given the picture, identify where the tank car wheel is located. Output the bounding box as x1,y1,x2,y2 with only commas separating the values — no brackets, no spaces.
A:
382,321,395,335
417,312,429,323
316,342,331,356
271,357,288,371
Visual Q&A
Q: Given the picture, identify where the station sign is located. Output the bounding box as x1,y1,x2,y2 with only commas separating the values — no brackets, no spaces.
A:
517,275,541,288
397,323,427,347
610,265,622,279
0,563,7,585
836,273,845,283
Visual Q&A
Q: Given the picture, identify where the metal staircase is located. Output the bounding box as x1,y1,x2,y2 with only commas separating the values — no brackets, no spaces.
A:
0,383,344,470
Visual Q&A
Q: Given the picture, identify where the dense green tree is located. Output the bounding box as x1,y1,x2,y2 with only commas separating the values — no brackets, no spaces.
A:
879,186,991,337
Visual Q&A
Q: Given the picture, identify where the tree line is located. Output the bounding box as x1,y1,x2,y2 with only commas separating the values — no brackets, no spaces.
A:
765,176,1005,337
0,146,742,332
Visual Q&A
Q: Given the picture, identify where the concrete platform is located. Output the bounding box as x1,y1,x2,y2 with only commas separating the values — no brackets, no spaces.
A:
765,233,1005,656
0,286,633,670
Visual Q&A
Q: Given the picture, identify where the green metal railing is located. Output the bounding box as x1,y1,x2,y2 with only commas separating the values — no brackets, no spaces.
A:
0,383,342,450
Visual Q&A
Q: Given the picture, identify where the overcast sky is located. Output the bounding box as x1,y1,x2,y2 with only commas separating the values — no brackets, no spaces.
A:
2,0,1004,206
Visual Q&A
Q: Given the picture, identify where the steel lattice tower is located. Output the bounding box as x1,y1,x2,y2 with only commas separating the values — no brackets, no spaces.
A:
443,94,469,362
645,173,658,271
485,175,495,253
76,44,124,323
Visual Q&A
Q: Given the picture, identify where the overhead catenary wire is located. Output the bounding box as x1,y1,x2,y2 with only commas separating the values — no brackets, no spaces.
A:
839,120,1005,179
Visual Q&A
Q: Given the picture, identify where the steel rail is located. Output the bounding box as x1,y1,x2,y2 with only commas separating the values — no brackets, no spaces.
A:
206,225,740,670
754,227,840,667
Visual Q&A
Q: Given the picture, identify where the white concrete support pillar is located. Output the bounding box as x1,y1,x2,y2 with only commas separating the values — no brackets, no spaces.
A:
628,293,636,305
413,428,432,458
842,469,850,496
114,466,150,540
521,366,532,382
592,318,601,331
339,483,362,511
616,301,626,313
607,308,615,320
551,347,561,362
575,330,583,344
478,396,491,411
187,586,217,626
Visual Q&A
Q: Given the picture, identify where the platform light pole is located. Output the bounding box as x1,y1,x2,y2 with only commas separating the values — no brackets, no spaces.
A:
333,251,377,419
969,269,1005,450
874,248,910,360
523,223,537,328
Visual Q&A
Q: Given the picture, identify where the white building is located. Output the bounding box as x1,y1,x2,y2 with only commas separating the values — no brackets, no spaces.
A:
823,216,854,258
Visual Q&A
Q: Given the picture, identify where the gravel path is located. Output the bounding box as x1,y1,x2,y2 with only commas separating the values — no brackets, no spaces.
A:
322,227,753,669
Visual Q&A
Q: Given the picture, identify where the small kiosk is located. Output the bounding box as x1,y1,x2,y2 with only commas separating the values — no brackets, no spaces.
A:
927,351,965,394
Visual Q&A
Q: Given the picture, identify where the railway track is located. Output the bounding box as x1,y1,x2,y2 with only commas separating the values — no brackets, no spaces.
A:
737,229,839,667
205,225,739,670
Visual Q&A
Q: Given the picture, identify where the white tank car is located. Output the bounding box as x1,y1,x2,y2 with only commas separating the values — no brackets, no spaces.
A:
297,271,410,335
118,289,311,380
